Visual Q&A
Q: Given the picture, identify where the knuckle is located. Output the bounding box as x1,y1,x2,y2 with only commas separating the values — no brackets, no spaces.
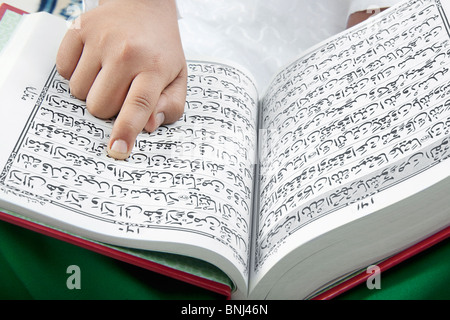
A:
69,82,85,100
116,38,145,65
56,63,70,80
114,40,169,79
85,98,111,119
70,26,84,46
85,101,102,117
131,92,153,113
147,53,165,73
117,40,137,62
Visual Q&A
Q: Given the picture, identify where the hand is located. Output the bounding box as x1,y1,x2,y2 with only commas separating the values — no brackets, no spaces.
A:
347,7,389,28
56,0,187,160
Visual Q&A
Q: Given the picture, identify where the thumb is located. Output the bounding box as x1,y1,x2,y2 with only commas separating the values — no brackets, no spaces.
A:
144,66,187,132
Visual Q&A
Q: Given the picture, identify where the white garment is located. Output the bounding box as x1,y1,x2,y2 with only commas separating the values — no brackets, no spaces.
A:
82,0,402,89
82,0,400,16
348,0,401,15
83,0,98,12
176,0,402,89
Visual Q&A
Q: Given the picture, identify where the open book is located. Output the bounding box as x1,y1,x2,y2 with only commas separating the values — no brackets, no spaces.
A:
0,0,449,299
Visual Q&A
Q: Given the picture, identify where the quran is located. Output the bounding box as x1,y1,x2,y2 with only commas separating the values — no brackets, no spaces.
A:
0,0,449,299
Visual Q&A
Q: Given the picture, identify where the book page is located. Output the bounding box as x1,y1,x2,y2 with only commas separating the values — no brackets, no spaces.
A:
0,13,259,293
254,0,450,282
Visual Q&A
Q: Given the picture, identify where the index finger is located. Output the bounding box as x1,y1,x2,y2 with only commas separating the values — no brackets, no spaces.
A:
107,72,163,160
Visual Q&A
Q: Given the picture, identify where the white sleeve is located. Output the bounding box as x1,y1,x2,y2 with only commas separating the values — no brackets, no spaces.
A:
82,0,98,12
348,0,402,15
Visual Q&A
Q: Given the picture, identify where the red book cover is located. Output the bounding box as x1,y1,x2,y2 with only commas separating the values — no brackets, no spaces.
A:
0,2,27,20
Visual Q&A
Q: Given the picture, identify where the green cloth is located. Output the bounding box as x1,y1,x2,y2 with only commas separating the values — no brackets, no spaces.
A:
0,219,448,299
0,5,23,53
0,220,224,300
337,237,450,300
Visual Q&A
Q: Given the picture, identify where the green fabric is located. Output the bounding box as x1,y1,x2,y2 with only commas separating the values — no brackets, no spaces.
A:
338,238,450,300
0,219,448,299
0,8,23,52
0,220,224,299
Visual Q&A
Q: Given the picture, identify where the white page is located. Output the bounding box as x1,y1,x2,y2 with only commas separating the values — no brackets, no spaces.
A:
251,0,450,293
0,13,67,167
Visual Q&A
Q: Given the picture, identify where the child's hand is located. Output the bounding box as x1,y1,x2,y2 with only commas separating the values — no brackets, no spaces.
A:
56,0,187,160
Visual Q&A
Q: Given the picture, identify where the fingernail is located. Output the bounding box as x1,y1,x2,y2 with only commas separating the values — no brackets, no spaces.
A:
155,112,165,129
109,139,129,159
